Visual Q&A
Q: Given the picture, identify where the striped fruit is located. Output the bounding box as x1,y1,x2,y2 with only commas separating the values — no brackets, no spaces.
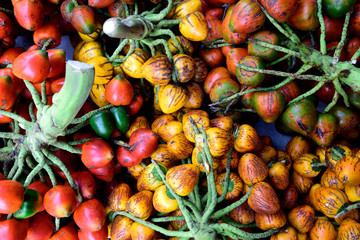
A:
173,54,195,83
122,48,149,78
179,11,208,41
248,181,280,214
229,0,265,34
238,153,268,186
315,187,348,218
142,54,172,86
159,84,188,114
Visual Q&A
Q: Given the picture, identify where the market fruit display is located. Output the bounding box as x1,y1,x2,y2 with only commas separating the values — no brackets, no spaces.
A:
0,0,360,239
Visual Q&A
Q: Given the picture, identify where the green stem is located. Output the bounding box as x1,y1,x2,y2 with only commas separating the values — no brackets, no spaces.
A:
324,91,339,112
0,132,23,140
334,78,350,107
0,146,13,153
211,223,279,239
155,19,182,29
333,12,350,61
288,81,325,105
150,216,185,222
335,203,360,219
113,40,136,63
200,130,218,227
0,110,32,128
37,61,94,141
141,4,162,17
317,0,327,55
141,38,173,63
109,39,129,62
24,144,45,187
350,47,360,63
65,121,88,135
150,29,183,54
144,0,173,22
237,64,323,81
24,80,43,117
211,186,253,220
266,53,292,66
260,6,300,44
217,149,232,203
29,102,36,122
249,38,305,60
112,211,193,238
311,162,327,167
0,7,13,14
55,218,60,232
220,216,258,229
11,148,27,181
50,140,82,154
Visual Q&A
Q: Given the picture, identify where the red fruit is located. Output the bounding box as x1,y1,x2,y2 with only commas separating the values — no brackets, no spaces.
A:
129,128,158,159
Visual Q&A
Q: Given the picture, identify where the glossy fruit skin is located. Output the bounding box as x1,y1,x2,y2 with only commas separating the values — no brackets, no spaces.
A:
49,223,78,240
335,155,360,185
81,138,114,169
204,67,231,94
71,171,97,200
255,210,287,231
310,112,339,146
259,0,299,23
13,189,42,219
209,78,240,105
0,12,12,39
89,111,115,140
12,50,50,84
105,73,134,106
323,0,356,19
252,90,286,123
73,199,106,232
236,56,266,87
0,75,16,111
159,84,188,114
166,164,200,196
329,104,360,134
216,172,244,201
280,99,317,136
238,153,268,186
142,54,172,85
152,185,178,213
288,205,315,233
110,215,132,240
0,218,28,240
33,22,61,48
315,187,348,218
234,124,262,153
43,185,78,218
293,153,321,178
179,11,208,41
248,181,280,214
268,162,290,190
309,218,337,240
229,0,265,34
70,5,96,34
108,183,132,211
129,128,158,159
137,163,167,191
222,4,249,45
337,217,360,240
13,0,45,31
0,180,24,214
206,127,235,157
78,223,108,240
110,106,130,133
116,145,142,167
287,0,319,31
226,47,249,76
173,54,196,83
126,190,154,220
26,212,55,240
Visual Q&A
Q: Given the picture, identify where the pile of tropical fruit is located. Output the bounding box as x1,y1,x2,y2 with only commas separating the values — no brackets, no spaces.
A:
0,0,359,239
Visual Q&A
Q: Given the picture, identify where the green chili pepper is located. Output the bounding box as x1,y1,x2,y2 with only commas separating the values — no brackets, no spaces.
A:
110,106,130,133
13,189,42,219
323,0,356,19
89,110,115,139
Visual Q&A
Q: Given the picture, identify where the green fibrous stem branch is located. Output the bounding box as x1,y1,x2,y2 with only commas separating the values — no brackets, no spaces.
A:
211,6,360,109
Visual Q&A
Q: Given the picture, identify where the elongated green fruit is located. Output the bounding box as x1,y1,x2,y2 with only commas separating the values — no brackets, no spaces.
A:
38,60,94,141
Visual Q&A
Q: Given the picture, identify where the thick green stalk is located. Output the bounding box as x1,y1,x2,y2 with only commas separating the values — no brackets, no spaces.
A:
36,61,94,141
